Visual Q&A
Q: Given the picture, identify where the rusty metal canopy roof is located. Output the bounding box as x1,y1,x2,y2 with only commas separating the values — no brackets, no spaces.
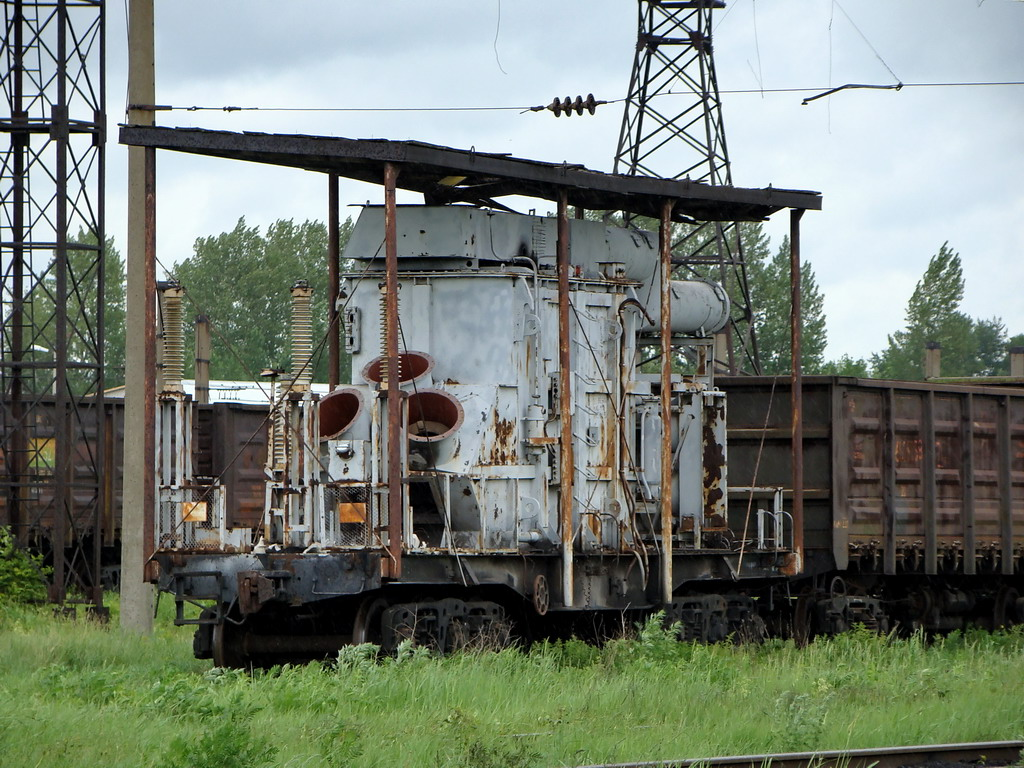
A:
119,125,821,222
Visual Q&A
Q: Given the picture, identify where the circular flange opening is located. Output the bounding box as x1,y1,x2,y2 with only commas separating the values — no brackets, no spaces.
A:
318,388,364,439
361,351,434,385
406,389,464,442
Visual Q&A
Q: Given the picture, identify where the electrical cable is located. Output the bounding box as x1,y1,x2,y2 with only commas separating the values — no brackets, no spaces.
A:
492,0,508,76
832,0,902,84
132,81,1023,118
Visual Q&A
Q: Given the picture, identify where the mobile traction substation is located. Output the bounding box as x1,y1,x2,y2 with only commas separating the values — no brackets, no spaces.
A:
111,127,1024,665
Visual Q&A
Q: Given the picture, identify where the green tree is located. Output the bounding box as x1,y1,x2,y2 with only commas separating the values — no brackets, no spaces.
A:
973,317,1009,376
99,235,127,389
173,217,353,384
820,354,871,377
23,230,125,393
872,243,985,379
745,232,828,375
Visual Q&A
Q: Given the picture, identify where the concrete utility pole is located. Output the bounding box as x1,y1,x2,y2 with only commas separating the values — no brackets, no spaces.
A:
121,0,156,633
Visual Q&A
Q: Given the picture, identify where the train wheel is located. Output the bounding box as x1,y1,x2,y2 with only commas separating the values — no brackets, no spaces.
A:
793,594,815,647
352,597,389,645
212,621,245,668
993,587,1019,630
532,574,550,617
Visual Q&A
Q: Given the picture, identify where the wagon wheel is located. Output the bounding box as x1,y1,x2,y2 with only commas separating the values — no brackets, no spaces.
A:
829,576,847,599
532,574,550,617
792,593,816,648
993,587,1020,630
352,597,389,645
212,620,246,669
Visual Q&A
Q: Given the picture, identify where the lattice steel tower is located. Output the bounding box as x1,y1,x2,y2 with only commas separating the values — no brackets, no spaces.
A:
615,0,759,373
1,0,107,611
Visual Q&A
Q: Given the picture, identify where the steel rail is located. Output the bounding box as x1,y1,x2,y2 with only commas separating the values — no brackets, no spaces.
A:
572,740,1024,768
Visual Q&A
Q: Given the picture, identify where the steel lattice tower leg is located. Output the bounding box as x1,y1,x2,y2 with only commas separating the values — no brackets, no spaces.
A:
1,0,107,613
615,0,760,374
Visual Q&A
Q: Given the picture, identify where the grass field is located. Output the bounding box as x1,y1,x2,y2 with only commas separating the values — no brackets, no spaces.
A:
1,596,1023,768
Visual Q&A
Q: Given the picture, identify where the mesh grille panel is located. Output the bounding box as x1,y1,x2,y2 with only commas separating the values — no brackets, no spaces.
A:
323,484,380,547
157,485,225,550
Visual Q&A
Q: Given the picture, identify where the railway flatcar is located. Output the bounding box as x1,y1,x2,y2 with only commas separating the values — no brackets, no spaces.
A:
111,126,1020,666
149,205,1024,666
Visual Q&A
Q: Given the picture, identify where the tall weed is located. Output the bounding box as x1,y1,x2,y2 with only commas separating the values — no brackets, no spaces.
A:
3,599,1024,767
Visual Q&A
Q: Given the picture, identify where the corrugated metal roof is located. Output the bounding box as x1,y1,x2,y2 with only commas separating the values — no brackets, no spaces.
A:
119,125,821,223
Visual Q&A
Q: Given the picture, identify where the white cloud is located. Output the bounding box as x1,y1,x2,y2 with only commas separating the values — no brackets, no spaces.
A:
104,0,1024,362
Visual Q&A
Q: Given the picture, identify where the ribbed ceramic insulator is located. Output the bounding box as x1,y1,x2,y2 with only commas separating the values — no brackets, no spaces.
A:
160,283,185,393
378,285,401,385
289,281,314,390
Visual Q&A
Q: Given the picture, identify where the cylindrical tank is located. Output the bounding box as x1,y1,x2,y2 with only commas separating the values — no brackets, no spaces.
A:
640,280,730,336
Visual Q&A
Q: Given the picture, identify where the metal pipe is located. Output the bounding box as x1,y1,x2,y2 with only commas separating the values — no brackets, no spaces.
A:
384,162,402,578
557,190,575,607
924,341,941,380
194,315,210,404
659,199,674,603
328,173,340,389
1009,346,1024,378
789,208,804,572
143,145,157,563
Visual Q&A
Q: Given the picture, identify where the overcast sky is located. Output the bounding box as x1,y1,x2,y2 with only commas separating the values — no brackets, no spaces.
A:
104,0,1024,363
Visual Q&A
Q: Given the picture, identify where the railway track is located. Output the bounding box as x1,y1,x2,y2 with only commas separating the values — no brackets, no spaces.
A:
573,740,1024,768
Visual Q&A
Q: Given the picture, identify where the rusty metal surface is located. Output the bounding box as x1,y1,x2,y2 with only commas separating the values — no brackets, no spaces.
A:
118,125,822,224
789,209,804,572
142,145,157,561
721,375,1024,576
383,162,402,578
0,398,272,545
571,740,1024,768
701,394,727,533
328,173,340,389
658,201,674,601
557,191,574,607
196,403,269,529
0,398,122,542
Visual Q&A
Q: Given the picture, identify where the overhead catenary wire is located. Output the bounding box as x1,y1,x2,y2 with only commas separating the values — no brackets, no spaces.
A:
124,81,1023,121
832,0,902,84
